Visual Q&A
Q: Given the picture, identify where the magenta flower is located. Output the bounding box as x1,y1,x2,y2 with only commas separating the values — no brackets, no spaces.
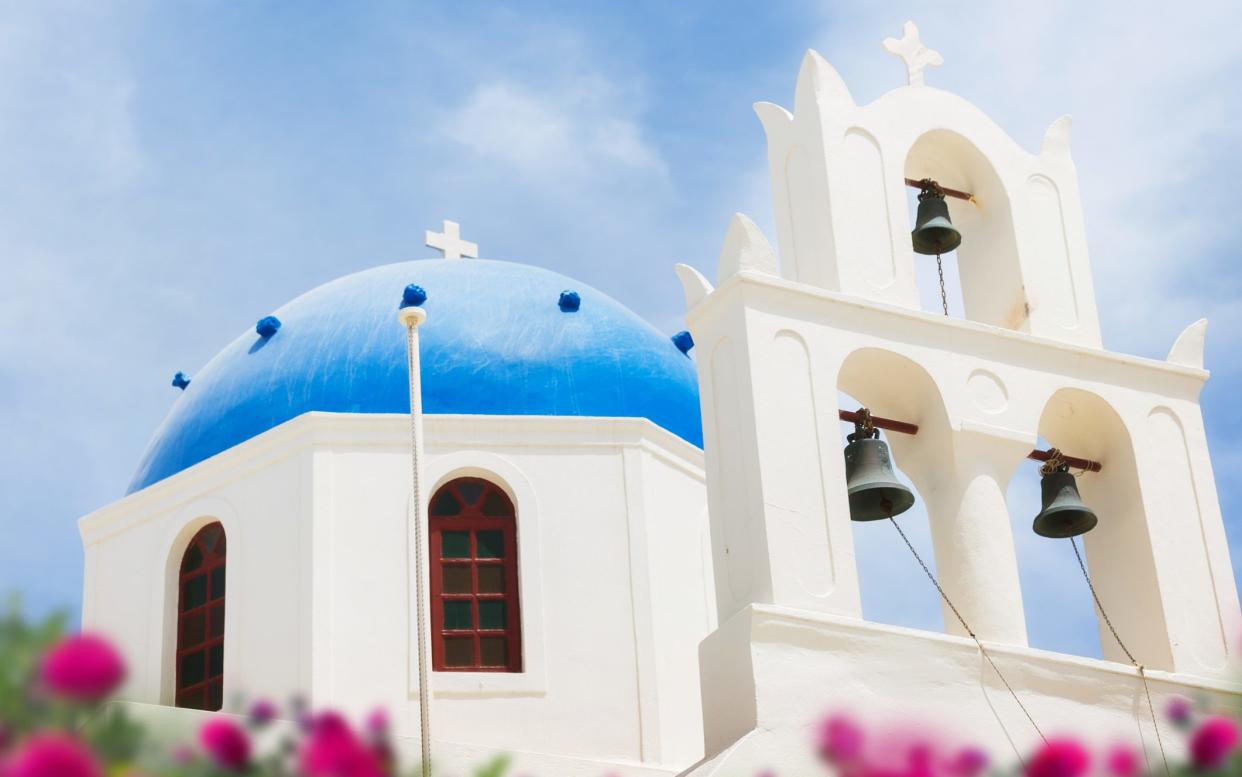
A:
1167,696,1194,727
299,713,384,777
365,707,389,737
1190,716,1240,770
1105,744,1140,777
248,699,277,726
38,633,126,702
817,715,865,763
199,718,251,772
7,733,102,777
949,746,989,777
1026,738,1090,777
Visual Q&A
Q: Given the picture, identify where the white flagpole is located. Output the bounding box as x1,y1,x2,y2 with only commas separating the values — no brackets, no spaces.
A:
399,301,432,776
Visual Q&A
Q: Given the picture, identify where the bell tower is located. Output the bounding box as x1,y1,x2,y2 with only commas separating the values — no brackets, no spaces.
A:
679,22,1240,773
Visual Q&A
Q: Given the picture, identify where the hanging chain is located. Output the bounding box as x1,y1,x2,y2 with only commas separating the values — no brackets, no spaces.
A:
886,510,1046,747
936,253,949,317
1070,537,1169,777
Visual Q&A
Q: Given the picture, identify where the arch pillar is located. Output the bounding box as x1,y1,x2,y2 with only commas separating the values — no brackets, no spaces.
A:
898,421,1032,645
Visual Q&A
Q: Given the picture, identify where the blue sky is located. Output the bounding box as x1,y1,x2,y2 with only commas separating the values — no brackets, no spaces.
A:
1,1,1240,659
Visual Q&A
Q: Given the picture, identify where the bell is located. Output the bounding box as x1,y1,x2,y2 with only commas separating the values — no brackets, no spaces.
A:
843,434,916,521
911,183,962,256
1033,468,1098,538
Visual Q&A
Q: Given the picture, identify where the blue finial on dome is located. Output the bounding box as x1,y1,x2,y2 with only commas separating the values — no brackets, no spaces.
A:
256,316,282,338
171,371,191,390
672,330,694,355
558,290,581,312
401,284,428,309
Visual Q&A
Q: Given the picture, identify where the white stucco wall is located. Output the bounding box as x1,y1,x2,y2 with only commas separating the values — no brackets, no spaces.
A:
79,412,712,774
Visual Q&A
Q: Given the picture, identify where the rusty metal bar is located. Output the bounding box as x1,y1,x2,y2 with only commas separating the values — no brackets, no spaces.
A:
1028,448,1102,473
840,408,1103,472
905,177,974,201
839,409,920,436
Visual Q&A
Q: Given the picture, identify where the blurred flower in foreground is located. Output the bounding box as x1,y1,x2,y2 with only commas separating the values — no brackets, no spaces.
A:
6,732,102,777
1104,744,1140,777
1189,715,1240,771
38,634,125,702
199,718,251,772
299,712,384,777
948,746,989,777
1025,738,1090,777
248,698,278,727
817,715,865,763
1167,696,1194,728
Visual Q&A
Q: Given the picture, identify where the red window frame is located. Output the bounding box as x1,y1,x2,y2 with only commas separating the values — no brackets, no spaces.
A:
428,478,522,672
174,522,226,710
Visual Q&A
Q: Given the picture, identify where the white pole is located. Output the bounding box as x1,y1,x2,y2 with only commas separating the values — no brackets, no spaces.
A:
399,304,431,776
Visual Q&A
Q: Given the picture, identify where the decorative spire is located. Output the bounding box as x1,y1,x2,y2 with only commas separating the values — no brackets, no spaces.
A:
425,219,478,260
882,21,943,87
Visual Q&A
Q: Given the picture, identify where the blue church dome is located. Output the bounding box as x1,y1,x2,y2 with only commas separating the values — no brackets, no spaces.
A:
129,259,703,494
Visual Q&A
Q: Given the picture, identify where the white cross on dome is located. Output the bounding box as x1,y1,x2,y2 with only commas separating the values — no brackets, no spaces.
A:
425,219,479,260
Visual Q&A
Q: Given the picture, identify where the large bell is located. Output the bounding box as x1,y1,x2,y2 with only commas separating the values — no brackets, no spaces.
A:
911,183,962,256
1033,468,1098,538
843,433,916,521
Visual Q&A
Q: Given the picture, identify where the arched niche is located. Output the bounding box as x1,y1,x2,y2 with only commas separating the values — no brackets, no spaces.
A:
905,130,1028,332
1034,388,1173,669
837,348,952,633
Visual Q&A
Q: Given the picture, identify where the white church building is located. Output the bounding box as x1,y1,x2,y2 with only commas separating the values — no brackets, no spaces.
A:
78,23,1240,777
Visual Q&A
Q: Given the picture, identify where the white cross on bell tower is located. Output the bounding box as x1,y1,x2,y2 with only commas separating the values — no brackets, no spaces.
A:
425,219,479,260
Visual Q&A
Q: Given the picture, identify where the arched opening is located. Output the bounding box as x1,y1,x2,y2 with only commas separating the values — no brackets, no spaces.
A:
175,521,226,710
1008,389,1173,668
905,131,1027,331
837,349,953,634
428,477,523,672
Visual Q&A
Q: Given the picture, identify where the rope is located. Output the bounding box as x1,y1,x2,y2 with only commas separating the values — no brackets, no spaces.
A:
886,513,1046,747
405,320,433,777
935,254,949,317
1070,537,1169,777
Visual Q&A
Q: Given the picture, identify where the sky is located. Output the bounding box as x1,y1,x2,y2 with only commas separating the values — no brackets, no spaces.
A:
1,1,1240,660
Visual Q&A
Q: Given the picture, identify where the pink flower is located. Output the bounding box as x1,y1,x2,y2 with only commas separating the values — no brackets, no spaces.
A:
817,715,865,763
1105,745,1140,777
1026,739,1090,777
365,708,389,737
1167,697,1194,727
299,713,384,777
1189,716,1240,770
248,699,277,726
199,718,251,772
949,747,989,777
38,634,125,702
7,733,102,777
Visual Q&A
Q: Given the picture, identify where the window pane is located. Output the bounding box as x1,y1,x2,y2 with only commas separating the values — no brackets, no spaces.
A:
214,533,226,555
177,688,206,710
209,643,224,677
210,567,225,600
443,638,473,667
181,544,203,573
441,531,469,559
457,481,485,506
442,566,471,594
476,531,504,559
200,525,222,550
180,612,206,646
180,651,205,686
431,490,461,516
209,604,225,638
481,490,512,517
479,601,506,630
182,576,207,611
480,637,507,667
477,566,505,593
443,600,472,630
207,682,223,711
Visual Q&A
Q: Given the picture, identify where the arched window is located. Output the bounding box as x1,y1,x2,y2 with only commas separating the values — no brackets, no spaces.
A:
428,477,522,672
175,522,226,709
